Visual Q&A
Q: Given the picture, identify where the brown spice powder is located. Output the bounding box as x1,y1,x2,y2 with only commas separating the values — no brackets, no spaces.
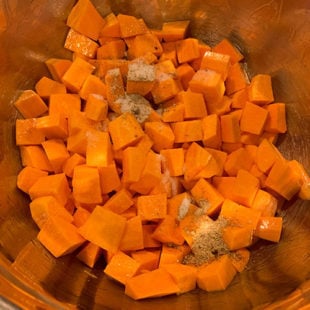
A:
183,216,230,266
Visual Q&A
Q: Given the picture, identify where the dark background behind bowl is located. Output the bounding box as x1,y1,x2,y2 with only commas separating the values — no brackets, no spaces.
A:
0,0,309,309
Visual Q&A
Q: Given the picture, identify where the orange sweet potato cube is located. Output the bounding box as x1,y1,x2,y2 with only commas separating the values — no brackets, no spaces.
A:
45,58,72,82
84,94,108,121
200,51,231,80
66,0,106,41
35,76,67,99
79,206,127,253
104,251,141,285
41,139,70,174
38,216,85,258
176,38,200,64
144,121,175,152
62,56,95,93
119,215,144,252
15,118,45,146
29,173,71,205
248,74,274,105
72,165,102,204
197,255,237,292
108,112,144,150
136,193,167,221
189,69,225,104
14,90,48,118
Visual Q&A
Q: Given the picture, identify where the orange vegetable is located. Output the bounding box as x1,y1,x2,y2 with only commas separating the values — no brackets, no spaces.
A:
17,166,48,194
14,90,48,118
265,159,302,200
176,38,200,64
100,13,121,38
231,88,248,109
200,51,231,80
220,112,241,143
201,114,221,149
99,161,121,194
225,62,248,95
122,146,147,185
108,112,144,150
97,39,126,60
219,199,261,230
29,173,71,205
49,93,81,119
64,28,99,59
66,0,106,41
76,242,102,268
62,56,95,92
19,145,53,172
35,76,66,99
129,150,162,194
255,138,284,174
177,90,208,120
212,176,236,201
126,61,156,96
183,142,212,181
117,14,148,38
15,118,45,146
229,248,250,272
151,75,181,104
222,225,253,250
212,38,244,64
231,169,260,207
161,263,197,294
191,178,224,216
136,193,167,221
84,94,108,121
160,20,190,42
72,165,102,204
41,139,70,173
251,189,278,217
248,74,274,105
197,254,237,292
45,58,72,82
176,63,196,90
132,33,163,58
38,216,85,258
73,207,91,228
288,160,310,200
264,103,287,133
36,114,68,140
103,188,133,214
160,148,185,177
125,268,180,300
142,224,162,248
151,215,185,245
104,251,141,285
79,206,127,253
86,130,113,167
79,74,107,100
224,147,254,176
254,216,283,242
189,69,225,104
144,121,175,152
29,196,73,229
131,249,161,272
171,120,203,143
240,101,269,135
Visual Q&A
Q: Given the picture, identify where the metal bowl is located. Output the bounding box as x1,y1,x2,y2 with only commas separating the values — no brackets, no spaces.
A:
0,0,309,308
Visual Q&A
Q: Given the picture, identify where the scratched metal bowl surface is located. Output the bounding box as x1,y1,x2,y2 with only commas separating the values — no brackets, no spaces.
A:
0,0,309,309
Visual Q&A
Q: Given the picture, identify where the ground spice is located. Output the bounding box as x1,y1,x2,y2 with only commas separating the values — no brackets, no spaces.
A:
183,215,229,266
117,93,152,123
127,61,155,82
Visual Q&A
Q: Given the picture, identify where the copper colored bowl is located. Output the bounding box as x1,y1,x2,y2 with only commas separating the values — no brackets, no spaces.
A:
0,0,309,309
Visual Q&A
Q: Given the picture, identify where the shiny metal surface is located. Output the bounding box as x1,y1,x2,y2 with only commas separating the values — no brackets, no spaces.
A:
0,0,309,309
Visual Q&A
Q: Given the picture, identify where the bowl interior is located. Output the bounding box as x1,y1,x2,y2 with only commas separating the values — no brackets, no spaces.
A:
0,0,309,309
